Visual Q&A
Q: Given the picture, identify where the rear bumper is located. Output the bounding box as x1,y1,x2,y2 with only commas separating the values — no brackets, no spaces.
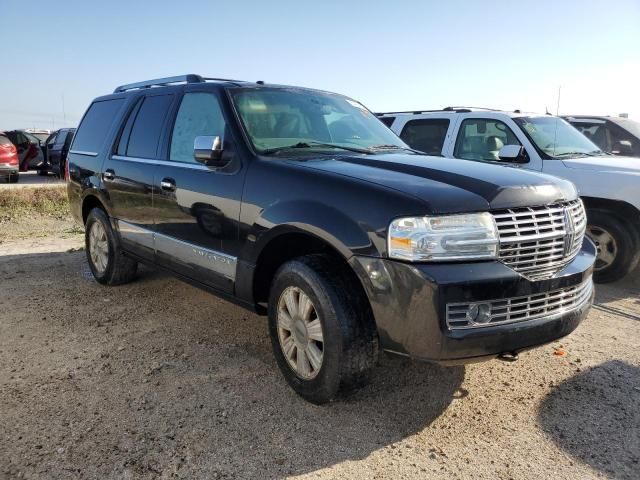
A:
350,238,596,363
0,164,19,176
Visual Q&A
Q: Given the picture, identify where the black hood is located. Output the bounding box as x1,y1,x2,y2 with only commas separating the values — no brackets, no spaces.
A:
291,153,578,214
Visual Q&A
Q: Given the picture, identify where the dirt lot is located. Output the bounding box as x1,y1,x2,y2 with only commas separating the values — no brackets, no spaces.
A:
1,214,639,480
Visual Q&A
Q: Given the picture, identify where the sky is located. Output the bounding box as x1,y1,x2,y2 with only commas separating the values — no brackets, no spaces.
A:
1,0,638,130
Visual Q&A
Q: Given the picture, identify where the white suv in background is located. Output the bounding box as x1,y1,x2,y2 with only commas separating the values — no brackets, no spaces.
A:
379,108,640,283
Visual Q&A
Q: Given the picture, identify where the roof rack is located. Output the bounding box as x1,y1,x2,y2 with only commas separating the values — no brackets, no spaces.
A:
376,109,452,116
443,106,503,112
113,74,245,93
377,106,508,116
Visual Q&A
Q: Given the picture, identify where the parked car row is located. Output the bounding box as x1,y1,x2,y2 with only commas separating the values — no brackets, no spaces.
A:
67,74,598,403
378,108,640,283
0,128,75,182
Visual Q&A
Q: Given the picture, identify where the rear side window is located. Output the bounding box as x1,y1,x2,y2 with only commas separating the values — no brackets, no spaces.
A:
125,94,173,159
73,99,125,153
0,135,11,145
379,116,395,127
400,119,450,155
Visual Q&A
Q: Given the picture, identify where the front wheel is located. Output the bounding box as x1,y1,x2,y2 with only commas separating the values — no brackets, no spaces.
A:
586,209,639,283
268,255,378,404
85,208,138,285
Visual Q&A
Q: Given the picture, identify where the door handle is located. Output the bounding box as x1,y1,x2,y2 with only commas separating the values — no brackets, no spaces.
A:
160,177,176,192
103,169,115,181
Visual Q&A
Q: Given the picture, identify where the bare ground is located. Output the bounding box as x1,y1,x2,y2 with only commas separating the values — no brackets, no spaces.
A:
0,217,638,479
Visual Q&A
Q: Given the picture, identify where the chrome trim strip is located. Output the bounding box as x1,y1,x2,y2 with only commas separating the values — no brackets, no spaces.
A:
69,150,99,157
116,220,236,281
111,155,209,171
118,220,154,250
446,277,593,330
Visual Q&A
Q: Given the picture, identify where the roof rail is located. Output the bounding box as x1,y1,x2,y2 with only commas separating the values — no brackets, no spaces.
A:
114,74,205,93
443,106,502,112
376,109,452,116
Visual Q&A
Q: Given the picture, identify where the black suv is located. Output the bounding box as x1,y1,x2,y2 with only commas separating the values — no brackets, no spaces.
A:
40,128,76,177
67,75,595,403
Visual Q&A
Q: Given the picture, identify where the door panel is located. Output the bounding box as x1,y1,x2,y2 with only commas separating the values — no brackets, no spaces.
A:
153,91,244,293
102,93,175,260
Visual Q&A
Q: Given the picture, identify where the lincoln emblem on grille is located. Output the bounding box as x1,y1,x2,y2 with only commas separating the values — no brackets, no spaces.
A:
562,207,576,256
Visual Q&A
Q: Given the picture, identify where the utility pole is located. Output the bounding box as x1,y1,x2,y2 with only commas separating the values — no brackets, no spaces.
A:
61,93,66,126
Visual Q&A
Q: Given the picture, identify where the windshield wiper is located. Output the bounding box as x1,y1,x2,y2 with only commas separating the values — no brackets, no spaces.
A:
261,141,374,155
368,144,423,154
554,151,600,158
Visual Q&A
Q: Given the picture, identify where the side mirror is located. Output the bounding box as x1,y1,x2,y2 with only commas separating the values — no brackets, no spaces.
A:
194,135,226,167
498,145,528,163
611,140,633,156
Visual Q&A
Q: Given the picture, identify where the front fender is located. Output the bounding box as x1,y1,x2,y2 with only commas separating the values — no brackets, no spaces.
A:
245,199,379,264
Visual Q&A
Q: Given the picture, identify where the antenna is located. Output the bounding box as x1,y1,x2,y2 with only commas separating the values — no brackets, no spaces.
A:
556,86,561,116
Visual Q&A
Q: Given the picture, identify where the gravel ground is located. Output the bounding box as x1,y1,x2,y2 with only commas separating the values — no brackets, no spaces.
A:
0,220,639,480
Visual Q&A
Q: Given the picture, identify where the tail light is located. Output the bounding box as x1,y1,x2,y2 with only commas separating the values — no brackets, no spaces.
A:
9,145,18,165
64,158,70,181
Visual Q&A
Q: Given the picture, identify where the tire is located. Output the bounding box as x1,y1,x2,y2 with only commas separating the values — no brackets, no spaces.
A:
586,209,640,283
268,254,378,404
8,173,19,183
85,208,138,286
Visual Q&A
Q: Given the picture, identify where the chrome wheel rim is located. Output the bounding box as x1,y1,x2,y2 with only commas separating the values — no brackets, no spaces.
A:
277,286,324,380
88,221,109,274
586,225,618,271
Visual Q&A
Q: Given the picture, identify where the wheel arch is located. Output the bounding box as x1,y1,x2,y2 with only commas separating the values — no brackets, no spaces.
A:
581,196,640,238
246,226,374,320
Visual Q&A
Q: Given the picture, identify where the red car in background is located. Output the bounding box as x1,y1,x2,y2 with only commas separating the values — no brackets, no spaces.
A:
0,132,19,183
6,130,40,171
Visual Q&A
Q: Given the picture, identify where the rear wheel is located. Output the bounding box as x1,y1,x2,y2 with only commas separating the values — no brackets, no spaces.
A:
85,208,138,285
586,209,639,283
268,254,378,404
8,173,19,183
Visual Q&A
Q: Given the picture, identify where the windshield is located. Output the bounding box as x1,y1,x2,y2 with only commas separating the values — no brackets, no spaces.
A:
231,87,407,154
514,116,602,158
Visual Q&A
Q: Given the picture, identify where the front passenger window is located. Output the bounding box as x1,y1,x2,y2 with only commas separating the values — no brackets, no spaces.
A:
454,119,521,162
170,93,226,164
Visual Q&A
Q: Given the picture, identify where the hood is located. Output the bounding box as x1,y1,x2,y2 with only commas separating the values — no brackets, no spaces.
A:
291,153,578,214
562,155,640,174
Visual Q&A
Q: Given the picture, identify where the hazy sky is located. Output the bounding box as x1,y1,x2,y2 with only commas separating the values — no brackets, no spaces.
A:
1,0,638,130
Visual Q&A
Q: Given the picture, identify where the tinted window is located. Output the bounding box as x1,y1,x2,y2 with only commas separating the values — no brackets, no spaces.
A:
170,93,226,163
379,116,395,127
571,122,608,151
73,99,125,153
400,119,450,155
126,95,173,159
55,131,67,146
454,118,521,162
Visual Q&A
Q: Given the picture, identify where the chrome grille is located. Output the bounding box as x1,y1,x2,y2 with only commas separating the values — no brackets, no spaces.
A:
492,200,586,280
446,277,593,329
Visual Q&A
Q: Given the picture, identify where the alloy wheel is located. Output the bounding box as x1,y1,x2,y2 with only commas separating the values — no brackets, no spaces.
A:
89,221,109,274
586,225,618,271
277,286,324,380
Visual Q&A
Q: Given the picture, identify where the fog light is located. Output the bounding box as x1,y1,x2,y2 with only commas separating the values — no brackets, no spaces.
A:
465,303,492,324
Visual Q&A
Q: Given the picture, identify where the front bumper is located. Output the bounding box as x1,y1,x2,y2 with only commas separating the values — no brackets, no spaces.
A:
350,238,596,363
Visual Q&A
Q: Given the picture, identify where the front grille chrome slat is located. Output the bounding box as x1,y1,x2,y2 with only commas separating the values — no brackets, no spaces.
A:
446,278,593,329
492,200,587,281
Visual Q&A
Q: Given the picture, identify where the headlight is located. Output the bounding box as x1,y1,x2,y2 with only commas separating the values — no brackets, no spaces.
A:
388,212,498,261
